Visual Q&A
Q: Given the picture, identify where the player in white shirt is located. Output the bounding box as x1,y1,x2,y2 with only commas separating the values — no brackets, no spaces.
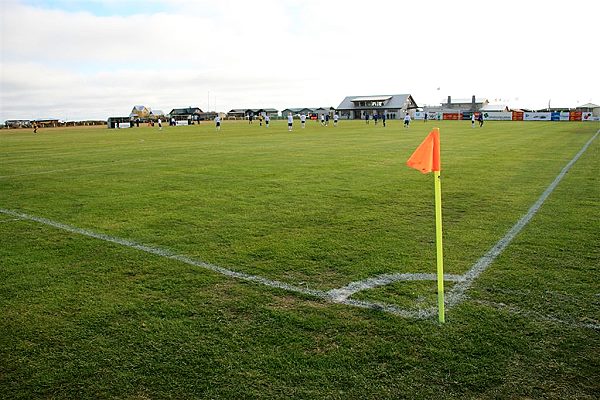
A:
333,113,339,127
214,115,221,131
403,113,411,128
265,115,270,128
300,113,306,128
287,113,293,131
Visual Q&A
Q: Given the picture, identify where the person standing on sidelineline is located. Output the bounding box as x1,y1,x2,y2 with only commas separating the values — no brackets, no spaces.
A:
287,113,293,131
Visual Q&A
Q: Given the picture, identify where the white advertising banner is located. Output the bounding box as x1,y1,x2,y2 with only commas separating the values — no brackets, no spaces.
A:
524,112,552,121
481,112,512,121
117,122,130,128
176,120,189,126
415,111,442,120
582,114,600,121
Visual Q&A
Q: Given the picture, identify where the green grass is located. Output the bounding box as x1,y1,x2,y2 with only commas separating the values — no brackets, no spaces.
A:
1,120,599,399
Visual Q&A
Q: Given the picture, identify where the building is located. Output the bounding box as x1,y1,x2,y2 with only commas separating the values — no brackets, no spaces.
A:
32,118,61,128
442,96,489,111
226,108,279,119
169,107,203,119
336,94,418,120
576,103,600,117
129,105,151,119
4,119,31,128
280,108,314,117
480,104,509,112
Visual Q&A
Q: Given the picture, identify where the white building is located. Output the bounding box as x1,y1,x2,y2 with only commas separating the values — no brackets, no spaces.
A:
336,94,418,120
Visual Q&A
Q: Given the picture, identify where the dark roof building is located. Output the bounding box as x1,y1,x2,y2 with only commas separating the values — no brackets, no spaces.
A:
169,107,203,117
226,108,279,119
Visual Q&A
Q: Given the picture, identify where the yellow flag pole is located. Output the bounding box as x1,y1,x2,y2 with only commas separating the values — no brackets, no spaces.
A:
434,170,445,323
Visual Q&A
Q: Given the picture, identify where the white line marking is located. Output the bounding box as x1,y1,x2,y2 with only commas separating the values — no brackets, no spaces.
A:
445,129,599,308
0,208,328,299
0,208,433,317
327,272,465,302
1,130,597,319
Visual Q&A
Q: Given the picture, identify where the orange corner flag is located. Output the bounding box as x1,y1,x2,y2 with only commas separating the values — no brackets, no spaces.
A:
406,128,441,173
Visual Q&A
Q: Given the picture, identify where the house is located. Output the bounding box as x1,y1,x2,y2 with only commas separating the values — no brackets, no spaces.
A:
4,119,31,128
32,118,61,128
168,107,203,120
129,105,151,119
280,108,314,118
226,108,279,119
227,109,246,119
336,94,418,120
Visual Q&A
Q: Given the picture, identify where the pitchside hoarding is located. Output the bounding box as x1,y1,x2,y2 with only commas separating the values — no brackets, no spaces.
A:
482,112,513,121
524,112,552,121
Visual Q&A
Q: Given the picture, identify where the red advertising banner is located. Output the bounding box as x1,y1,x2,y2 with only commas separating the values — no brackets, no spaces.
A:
569,111,582,121
443,113,459,120
512,111,524,121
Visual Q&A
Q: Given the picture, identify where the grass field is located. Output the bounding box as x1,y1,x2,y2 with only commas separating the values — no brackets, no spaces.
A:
1,119,599,399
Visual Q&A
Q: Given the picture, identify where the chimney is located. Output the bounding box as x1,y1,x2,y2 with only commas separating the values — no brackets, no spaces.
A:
472,95,476,111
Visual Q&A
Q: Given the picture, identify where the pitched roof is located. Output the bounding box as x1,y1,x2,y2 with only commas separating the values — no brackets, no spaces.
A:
169,107,203,115
336,94,417,110
445,98,487,104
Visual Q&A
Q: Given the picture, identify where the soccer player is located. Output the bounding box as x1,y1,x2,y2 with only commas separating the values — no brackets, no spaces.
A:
300,113,306,128
287,113,293,131
478,112,484,127
265,114,270,128
214,115,221,131
403,113,411,128
158,118,162,130
471,113,476,128
333,113,339,127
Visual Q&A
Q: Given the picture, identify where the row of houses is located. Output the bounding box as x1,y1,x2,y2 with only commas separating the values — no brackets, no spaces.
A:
5,96,598,129
3,119,105,129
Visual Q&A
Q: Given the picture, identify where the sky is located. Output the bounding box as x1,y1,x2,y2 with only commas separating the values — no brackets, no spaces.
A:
1,0,598,121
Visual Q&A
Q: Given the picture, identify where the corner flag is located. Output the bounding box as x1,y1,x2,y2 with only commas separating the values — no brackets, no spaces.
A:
406,128,440,173
407,128,445,323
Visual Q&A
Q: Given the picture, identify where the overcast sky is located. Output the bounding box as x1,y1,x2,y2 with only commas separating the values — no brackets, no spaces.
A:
1,0,598,121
